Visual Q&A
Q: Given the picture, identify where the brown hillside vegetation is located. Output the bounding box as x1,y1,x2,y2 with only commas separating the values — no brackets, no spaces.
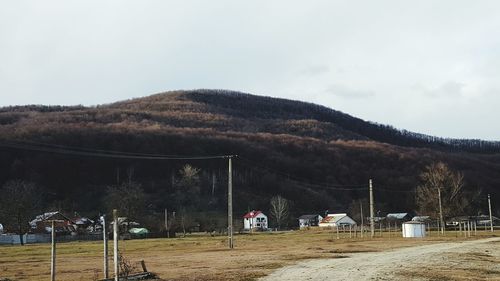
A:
0,90,499,230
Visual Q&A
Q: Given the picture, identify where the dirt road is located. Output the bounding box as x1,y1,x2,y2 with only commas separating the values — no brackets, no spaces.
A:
260,237,500,281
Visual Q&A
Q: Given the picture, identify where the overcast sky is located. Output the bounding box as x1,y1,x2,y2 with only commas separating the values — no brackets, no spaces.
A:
1,1,499,140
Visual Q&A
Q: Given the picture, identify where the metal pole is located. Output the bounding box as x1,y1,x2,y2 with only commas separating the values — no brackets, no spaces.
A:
103,215,109,279
228,157,234,249
51,220,56,281
369,179,374,238
113,209,119,281
489,194,494,232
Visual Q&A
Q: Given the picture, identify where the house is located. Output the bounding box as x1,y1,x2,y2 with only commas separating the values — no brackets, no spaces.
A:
449,215,500,226
29,211,75,234
319,213,356,228
298,214,323,229
412,216,431,223
243,210,268,230
386,213,412,222
72,215,95,233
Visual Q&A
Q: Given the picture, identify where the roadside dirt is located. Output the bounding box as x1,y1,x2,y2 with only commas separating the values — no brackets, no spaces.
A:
260,237,500,281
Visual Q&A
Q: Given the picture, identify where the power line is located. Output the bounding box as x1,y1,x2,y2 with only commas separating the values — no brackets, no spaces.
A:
238,156,367,189
0,139,232,160
238,157,368,191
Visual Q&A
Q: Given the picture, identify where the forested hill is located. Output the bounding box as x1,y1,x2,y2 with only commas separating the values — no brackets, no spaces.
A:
1,89,499,152
0,89,499,229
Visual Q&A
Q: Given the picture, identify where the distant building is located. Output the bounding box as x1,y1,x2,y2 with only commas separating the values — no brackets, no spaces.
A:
386,213,412,222
298,214,323,229
243,210,268,230
412,216,431,223
319,213,356,228
29,211,75,234
448,215,500,226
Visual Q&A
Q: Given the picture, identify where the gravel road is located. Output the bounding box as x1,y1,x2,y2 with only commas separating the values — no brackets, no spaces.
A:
260,237,500,281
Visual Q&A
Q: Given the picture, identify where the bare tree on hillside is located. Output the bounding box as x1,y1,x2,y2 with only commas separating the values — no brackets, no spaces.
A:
270,195,289,230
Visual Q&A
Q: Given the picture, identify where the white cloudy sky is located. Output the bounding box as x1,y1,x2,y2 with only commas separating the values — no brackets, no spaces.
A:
1,1,500,140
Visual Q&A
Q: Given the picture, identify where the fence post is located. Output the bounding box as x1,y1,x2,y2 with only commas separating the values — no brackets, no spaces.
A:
51,220,56,281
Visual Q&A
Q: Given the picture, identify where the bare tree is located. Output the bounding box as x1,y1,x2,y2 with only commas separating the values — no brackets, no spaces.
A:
105,182,146,221
416,162,473,223
0,180,42,245
174,165,201,207
270,195,289,230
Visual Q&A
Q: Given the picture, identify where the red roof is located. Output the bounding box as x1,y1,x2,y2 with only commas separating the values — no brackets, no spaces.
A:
243,210,262,218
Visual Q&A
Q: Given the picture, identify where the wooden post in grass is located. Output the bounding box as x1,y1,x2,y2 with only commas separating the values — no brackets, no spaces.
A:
360,201,364,238
103,215,109,279
227,156,234,249
369,179,374,238
113,209,119,281
336,226,339,239
489,194,494,232
51,220,56,281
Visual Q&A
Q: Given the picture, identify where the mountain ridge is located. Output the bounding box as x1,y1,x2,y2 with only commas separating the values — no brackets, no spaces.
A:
0,89,498,224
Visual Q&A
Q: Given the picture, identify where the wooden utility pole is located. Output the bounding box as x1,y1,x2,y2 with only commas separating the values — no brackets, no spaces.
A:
488,194,494,232
165,208,169,238
103,215,109,279
360,201,364,238
113,209,119,281
51,220,56,281
369,179,374,238
438,187,444,235
228,156,234,249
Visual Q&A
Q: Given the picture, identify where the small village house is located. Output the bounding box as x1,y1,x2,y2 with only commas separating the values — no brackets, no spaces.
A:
449,215,500,227
298,214,323,229
386,213,412,230
243,210,268,231
319,213,356,228
29,211,75,234
411,216,431,223
386,213,412,222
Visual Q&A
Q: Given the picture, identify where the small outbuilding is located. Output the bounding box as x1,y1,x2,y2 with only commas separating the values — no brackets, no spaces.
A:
402,221,426,238
319,213,356,228
298,214,323,229
243,210,268,231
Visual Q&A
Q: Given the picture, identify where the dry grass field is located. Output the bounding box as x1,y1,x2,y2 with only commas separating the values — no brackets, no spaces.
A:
0,229,497,281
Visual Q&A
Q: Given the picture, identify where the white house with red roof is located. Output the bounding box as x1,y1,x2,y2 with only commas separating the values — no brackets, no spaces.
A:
243,210,268,230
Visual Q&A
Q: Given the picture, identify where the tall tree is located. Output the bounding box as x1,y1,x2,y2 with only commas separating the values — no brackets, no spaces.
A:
0,180,42,245
104,182,146,221
416,162,472,222
270,195,289,230
174,165,201,207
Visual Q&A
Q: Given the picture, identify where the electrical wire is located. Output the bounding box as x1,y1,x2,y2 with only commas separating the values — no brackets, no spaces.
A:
0,139,233,160
238,156,368,189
